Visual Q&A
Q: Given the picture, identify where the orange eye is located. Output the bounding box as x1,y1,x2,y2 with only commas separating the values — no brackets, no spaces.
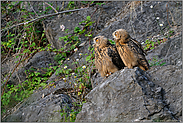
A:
96,39,99,42
115,33,117,36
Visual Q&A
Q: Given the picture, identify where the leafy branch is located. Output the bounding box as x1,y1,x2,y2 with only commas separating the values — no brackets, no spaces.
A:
1,7,89,32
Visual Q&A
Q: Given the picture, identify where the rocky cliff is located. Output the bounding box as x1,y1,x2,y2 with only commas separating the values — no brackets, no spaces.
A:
2,1,182,122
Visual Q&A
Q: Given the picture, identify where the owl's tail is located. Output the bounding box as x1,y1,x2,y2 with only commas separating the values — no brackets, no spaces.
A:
138,56,150,70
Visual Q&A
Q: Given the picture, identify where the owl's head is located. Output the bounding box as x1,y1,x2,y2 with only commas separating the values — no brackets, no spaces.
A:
112,29,130,42
93,36,109,47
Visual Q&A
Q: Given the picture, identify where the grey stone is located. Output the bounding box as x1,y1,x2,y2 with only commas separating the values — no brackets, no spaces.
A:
99,1,182,43
146,35,182,68
2,1,182,122
6,51,57,86
76,67,178,122
2,79,74,122
42,1,128,50
147,65,182,121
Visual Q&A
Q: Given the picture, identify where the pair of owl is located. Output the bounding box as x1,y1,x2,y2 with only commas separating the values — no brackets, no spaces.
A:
93,29,150,77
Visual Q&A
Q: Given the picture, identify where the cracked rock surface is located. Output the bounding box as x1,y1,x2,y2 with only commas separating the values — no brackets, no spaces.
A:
76,67,180,122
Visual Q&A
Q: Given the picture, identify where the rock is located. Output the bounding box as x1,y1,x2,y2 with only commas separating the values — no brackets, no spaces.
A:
147,65,182,121
2,1,182,122
6,51,57,86
2,79,74,122
75,67,178,122
1,51,58,119
91,72,104,89
146,34,182,68
43,1,128,50
98,1,182,42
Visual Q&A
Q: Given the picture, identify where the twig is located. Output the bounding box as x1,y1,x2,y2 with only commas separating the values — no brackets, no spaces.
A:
1,48,11,64
28,1,38,16
60,1,65,11
44,2,58,13
1,7,89,32
166,2,173,28
1,58,22,96
89,65,94,89
1,42,37,96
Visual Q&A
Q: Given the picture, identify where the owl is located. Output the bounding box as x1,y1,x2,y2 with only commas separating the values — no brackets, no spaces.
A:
112,29,149,71
93,36,125,77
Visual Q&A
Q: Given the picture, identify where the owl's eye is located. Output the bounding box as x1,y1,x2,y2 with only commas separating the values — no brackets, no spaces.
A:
96,38,99,42
115,32,117,36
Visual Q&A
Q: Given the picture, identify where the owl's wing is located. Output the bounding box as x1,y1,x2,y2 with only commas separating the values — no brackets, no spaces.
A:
131,38,147,55
107,45,125,69
128,39,150,70
94,47,103,70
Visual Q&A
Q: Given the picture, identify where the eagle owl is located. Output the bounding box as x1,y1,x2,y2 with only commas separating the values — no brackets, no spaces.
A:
112,29,149,71
93,36,125,77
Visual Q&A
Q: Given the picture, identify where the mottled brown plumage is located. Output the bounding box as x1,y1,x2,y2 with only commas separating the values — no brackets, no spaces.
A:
112,29,149,71
93,36,125,77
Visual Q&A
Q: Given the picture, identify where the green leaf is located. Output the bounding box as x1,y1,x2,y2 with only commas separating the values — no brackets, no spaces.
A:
78,91,81,96
86,55,91,61
85,34,92,37
78,29,86,34
85,21,95,27
15,61,19,63
74,27,81,33
150,47,154,50
160,62,166,66
86,16,91,21
35,72,40,76
145,39,149,44
11,1,17,5
79,20,86,24
151,41,155,47
30,42,36,47
109,39,115,44
47,44,51,47
78,78,82,82
16,55,19,59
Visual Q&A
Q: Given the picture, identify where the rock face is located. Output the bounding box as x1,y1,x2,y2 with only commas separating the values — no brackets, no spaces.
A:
2,79,74,122
99,1,182,42
2,1,182,122
75,67,180,122
148,65,182,121
146,35,182,68
43,1,128,50
5,51,57,86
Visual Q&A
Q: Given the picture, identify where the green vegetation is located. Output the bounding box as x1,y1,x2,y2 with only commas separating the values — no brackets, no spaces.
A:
1,1,105,121
148,56,166,67
1,1,173,121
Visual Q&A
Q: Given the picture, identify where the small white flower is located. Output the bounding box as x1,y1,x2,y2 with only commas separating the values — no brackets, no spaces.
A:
76,59,79,61
150,5,153,8
156,17,160,20
82,65,86,69
63,78,66,80
74,48,78,52
160,24,163,27
72,73,75,75
64,66,67,69
141,42,144,45
60,25,65,31
67,58,70,61
79,53,82,56
134,119,140,122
